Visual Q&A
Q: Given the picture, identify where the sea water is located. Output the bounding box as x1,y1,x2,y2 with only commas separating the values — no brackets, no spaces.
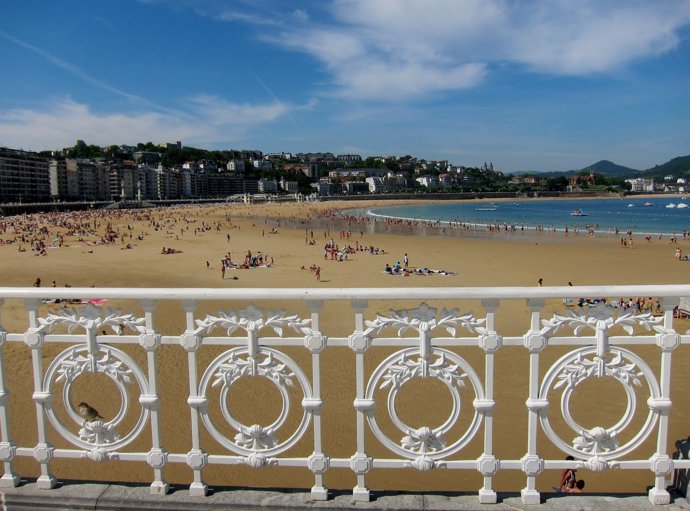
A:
366,197,690,235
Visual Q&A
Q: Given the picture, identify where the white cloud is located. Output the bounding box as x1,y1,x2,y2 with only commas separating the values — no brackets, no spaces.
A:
258,0,690,100
133,0,690,102
0,97,297,150
502,1,690,74
291,9,309,22
185,95,291,126
216,10,280,26
334,61,486,101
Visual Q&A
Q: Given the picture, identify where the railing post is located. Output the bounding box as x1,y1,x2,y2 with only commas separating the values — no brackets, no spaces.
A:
139,299,168,495
180,299,207,497
649,296,679,505
305,300,329,500
24,298,56,489
349,299,372,502
0,299,19,487
477,298,501,504
521,298,546,505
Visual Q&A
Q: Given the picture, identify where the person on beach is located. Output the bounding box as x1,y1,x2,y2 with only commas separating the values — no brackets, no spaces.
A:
315,266,321,282
566,480,585,493
221,260,226,280
675,247,683,261
404,253,409,268
558,456,577,491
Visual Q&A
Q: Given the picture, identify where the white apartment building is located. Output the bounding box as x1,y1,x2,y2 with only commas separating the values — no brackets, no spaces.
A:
626,178,655,192
227,159,245,172
365,176,384,193
280,179,299,193
415,175,439,189
258,178,278,193
252,159,273,171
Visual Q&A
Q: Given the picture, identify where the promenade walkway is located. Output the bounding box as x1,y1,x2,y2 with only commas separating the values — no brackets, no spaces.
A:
2,481,690,511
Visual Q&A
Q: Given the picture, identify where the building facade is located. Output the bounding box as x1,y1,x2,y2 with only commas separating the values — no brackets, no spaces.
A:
0,148,50,203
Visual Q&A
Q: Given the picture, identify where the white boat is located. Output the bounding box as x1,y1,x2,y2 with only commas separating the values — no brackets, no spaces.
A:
677,203,689,209
476,207,497,211
627,203,635,207
666,203,677,208
643,202,654,207
570,209,588,217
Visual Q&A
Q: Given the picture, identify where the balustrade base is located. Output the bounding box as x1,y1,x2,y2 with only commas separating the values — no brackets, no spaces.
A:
0,473,20,487
149,480,169,495
478,488,497,504
521,487,541,505
36,474,56,490
649,488,671,505
310,485,328,500
188,481,207,497
352,486,370,501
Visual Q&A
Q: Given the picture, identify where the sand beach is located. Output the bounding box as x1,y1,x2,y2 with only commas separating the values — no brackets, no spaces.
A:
0,198,688,495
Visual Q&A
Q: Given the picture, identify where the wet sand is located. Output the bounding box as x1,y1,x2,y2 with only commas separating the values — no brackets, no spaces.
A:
0,199,688,494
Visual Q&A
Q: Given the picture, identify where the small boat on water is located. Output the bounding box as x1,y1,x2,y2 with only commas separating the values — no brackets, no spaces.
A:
627,203,635,207
570,209,588,216
643,202,654,207
476,207,498,211
677,203,689,209
666,203,677,208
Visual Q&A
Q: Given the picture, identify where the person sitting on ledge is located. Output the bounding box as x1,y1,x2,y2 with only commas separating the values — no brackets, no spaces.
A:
566,479,585,493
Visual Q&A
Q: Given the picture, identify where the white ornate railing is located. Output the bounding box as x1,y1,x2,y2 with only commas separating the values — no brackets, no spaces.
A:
0,285,689,505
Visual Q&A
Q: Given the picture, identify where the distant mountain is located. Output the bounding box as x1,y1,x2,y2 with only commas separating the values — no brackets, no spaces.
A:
510,160,638,177
509,155,690,179
640,155,690,178
581,160,639,176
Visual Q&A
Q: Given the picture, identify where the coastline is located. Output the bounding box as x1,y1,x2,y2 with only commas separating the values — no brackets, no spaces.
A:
354,195,690,238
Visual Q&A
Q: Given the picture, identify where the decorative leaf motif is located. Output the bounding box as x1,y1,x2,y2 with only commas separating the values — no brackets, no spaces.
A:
541,306,663,338
38,304,145,334
380,351,467,390
234,424,277,451
401,426,446,453
195,306,311,337
572,426,618,454
211,353,252,387
553,350,643,391
212,350,295,389
365,303,485,337
79,420,120,445
56,347,132,385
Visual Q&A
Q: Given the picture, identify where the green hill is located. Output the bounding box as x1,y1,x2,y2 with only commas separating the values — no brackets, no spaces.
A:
641,155,690,179
527,160,636,178
581,160,638,176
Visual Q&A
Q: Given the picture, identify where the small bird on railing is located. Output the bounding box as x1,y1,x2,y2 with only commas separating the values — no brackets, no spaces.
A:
78,402,103,422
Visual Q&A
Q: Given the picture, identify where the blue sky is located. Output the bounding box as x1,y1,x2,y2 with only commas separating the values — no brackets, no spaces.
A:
0,0,689,172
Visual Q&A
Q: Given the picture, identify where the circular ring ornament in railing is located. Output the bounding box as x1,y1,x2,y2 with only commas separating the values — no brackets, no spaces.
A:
365,347,484,460
42,344,150,451
197,346,313,457
539,346,661,459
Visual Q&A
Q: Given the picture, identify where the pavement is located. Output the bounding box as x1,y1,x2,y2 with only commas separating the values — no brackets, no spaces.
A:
2,481,690,511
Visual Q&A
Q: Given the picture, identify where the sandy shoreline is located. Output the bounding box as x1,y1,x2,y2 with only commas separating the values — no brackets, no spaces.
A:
0,199,688,494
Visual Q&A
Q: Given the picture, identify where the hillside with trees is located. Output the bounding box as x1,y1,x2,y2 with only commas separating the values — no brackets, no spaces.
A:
581,160,639,176
640,155,690,179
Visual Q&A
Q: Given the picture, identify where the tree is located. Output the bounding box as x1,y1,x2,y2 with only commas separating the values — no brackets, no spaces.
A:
71,140,102,159
547,176,568,191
